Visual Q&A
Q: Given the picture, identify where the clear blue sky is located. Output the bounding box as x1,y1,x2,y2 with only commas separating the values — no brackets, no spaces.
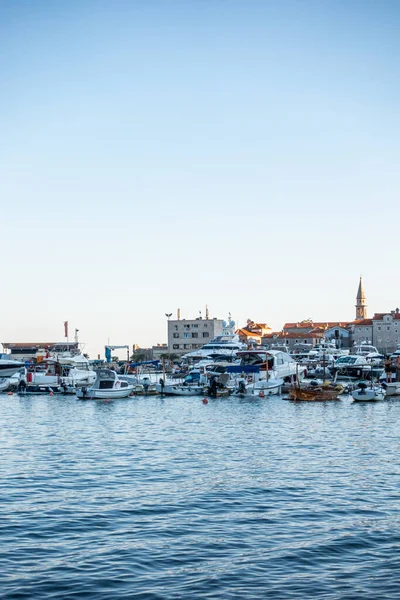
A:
1,0,399,358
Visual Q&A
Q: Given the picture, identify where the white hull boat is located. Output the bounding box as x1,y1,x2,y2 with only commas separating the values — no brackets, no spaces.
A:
236,378,284,397
381,382,400,396
0,357,25,378
76,369,134,400
352,385,386,402
156,383,204,396
0,378,10,392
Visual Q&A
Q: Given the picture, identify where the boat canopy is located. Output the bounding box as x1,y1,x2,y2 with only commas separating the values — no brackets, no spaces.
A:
226,365,261,374
129,360,160,368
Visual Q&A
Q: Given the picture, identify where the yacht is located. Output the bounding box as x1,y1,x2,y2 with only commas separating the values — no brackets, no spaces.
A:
332,355,378,380
352,343,379,356
181,319,248,363
21,351,96,393
0,354,25,378
236,349,306,383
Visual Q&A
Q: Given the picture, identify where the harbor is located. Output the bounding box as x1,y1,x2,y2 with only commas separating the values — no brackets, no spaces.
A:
3,0,399,594
1,279,399,404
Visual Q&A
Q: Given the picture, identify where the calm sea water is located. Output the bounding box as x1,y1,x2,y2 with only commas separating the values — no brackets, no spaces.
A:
1,393,400,599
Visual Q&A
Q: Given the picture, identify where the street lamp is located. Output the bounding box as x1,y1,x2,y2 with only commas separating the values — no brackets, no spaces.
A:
165,313,172,351
162,313,172,385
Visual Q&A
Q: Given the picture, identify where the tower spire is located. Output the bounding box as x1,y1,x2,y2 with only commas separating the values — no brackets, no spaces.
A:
355,276,367,320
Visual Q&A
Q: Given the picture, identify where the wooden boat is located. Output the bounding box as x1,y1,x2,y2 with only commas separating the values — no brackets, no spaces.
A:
288,387,318,401
289,383,343,402
289,363,343,401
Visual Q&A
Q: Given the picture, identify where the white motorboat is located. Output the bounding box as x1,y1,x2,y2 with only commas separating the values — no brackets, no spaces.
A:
156,381,204,396
353,343,379,356
236,349,306,383
20,353,97,393
76,369,134,399
381,381,400,396
352,383,386,402
236,377,284,397
0,354,25,378
0,378,10,392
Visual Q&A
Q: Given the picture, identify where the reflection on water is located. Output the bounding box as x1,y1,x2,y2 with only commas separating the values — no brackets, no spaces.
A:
1,393,400,598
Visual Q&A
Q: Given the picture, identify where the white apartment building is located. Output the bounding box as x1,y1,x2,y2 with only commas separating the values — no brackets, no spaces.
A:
167,317,224,356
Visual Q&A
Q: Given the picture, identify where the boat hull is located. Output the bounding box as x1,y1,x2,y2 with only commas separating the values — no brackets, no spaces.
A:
156,384,204,396
352,387,386,402
382,382,400,396
76,387,134,399
0,365,24,378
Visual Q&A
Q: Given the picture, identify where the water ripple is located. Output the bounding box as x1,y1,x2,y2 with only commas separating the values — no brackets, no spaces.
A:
1,394,400,598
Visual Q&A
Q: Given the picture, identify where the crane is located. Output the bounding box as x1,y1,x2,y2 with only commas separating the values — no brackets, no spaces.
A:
104,345,129,363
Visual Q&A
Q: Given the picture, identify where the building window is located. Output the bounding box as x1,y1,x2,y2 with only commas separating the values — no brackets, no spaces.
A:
184,344,191,349
358,328,361,332
173,333,179,338
173,344,179,349
183,333,190,338
174,325,178,331
192,333,198,338
387,326,391,331
192,324,198,328
204,324,208,328
184,325,190,330
203,332,209,338
378,326,381,331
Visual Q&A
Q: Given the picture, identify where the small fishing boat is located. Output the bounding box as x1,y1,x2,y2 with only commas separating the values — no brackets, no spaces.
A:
236,377,284,397
156,383,204,396
352,383,386,402
76,369,134,399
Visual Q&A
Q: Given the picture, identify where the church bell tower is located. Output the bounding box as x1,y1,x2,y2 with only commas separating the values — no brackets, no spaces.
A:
355,276,367,320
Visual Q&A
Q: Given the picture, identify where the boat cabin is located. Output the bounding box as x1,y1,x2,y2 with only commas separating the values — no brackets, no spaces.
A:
93,369,130,390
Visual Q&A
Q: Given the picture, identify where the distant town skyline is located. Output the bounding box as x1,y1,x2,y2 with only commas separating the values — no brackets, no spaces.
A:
2,0,399,359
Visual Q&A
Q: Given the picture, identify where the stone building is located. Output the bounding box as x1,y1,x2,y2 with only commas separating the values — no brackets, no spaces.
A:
372,310,400,353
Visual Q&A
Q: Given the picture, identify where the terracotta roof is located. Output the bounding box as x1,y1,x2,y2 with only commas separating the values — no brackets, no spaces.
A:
263,331,324,340
236,329,261,338
353,319,373,326
284,321,352,330
372,312,400,321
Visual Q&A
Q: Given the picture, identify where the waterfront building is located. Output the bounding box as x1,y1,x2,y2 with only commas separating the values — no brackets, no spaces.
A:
372,310,400,353
167,308,224,355
262,329,325,351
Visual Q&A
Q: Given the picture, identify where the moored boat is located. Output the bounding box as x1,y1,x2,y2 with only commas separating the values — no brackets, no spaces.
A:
352,383,386,402
381,381,400,396
76,369,134,399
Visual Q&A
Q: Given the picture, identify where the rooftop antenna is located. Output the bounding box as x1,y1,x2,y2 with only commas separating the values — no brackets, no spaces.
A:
205,305,209,320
